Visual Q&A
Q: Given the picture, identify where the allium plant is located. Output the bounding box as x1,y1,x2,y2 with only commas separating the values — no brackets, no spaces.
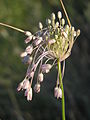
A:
0,0,80,120
17,11,80,101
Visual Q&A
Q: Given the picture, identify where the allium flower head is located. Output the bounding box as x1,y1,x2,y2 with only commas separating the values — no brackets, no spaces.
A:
17,11,80,101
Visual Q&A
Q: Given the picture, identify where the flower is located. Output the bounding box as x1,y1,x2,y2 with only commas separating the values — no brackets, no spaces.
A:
34,83,40,93
41,64,52,73
54,87,62,99
25,87,32,101
17,11,80,101
38,73,43,82
17,78,30,91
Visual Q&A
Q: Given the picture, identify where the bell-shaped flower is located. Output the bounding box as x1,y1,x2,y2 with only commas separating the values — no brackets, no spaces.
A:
25,36,33,44
41,64,52,73
25,87,32,101
34,83,40,93
38,73,43,82
25,45,33,54
54,87,62,99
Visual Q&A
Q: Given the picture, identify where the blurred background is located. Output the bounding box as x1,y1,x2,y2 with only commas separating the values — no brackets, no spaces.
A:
0,0,90,120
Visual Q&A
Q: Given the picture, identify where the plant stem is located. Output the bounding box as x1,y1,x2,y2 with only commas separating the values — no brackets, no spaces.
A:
0,22,25,33
57,59,65,120
59,0,71,27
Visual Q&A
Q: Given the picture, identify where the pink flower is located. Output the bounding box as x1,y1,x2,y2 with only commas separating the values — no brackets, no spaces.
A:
17,11,80,101
25,87,32,101
17,79,30,91
25,36,32,44
38,73,43,82
34,37,42,46
41,64,52,73
34,83,40,93
54,87,62,99
25,45,33,54
17,82,23,91
23,79,30,89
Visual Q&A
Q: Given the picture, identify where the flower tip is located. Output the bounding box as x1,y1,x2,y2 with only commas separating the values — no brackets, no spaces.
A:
51,13,55,20
34,83,40,93
54,87,62,99
46,19,51,25
17,86,21,92
38,73,44,82
41,64,52,73
20,52,27,58
25,45,33,54
25,87,33,101
76,29,80,36
39,22,43,30
25,36,32,44
25,31,32,36
58,11,62,19
61,18,65,26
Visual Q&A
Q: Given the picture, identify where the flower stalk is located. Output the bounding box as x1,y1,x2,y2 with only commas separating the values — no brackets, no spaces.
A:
58,59,65,120
59,0,71,27
0,22,25,33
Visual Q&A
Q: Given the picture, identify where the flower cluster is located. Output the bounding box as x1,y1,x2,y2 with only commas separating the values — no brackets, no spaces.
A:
17,11,80,101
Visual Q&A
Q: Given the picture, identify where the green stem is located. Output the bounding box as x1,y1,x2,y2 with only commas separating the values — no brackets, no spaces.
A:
57,59,65,120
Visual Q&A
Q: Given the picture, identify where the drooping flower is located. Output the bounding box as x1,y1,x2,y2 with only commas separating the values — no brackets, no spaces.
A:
34,83,40,93
17,11,80,101
54,87,62,99
38,73,44,82
25,87,32,101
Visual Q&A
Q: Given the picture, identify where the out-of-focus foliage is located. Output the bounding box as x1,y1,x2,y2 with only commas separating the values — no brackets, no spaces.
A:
0,0,90,120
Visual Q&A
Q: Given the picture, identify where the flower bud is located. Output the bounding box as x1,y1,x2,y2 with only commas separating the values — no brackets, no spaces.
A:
76,29,80,36
46,19,51,25
58,11,62,19
38,73,43,82
48,39,56,45
25,31,32,36
20,52,27,57
34,37,42,46
65,25,69,30
39,22,43,30
54,87,58,97
23,79,30,89
29,71,34,78
62,18,65,26
17,82,23,91
72,27,75,32
25,36,33,44
25,45,33,54
74,31,76,37
33,36,36,40
41,64,52,73
25,87,32,101
55,22,59,28
54,87,62,99
34,83,40,93
51,13,55,20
